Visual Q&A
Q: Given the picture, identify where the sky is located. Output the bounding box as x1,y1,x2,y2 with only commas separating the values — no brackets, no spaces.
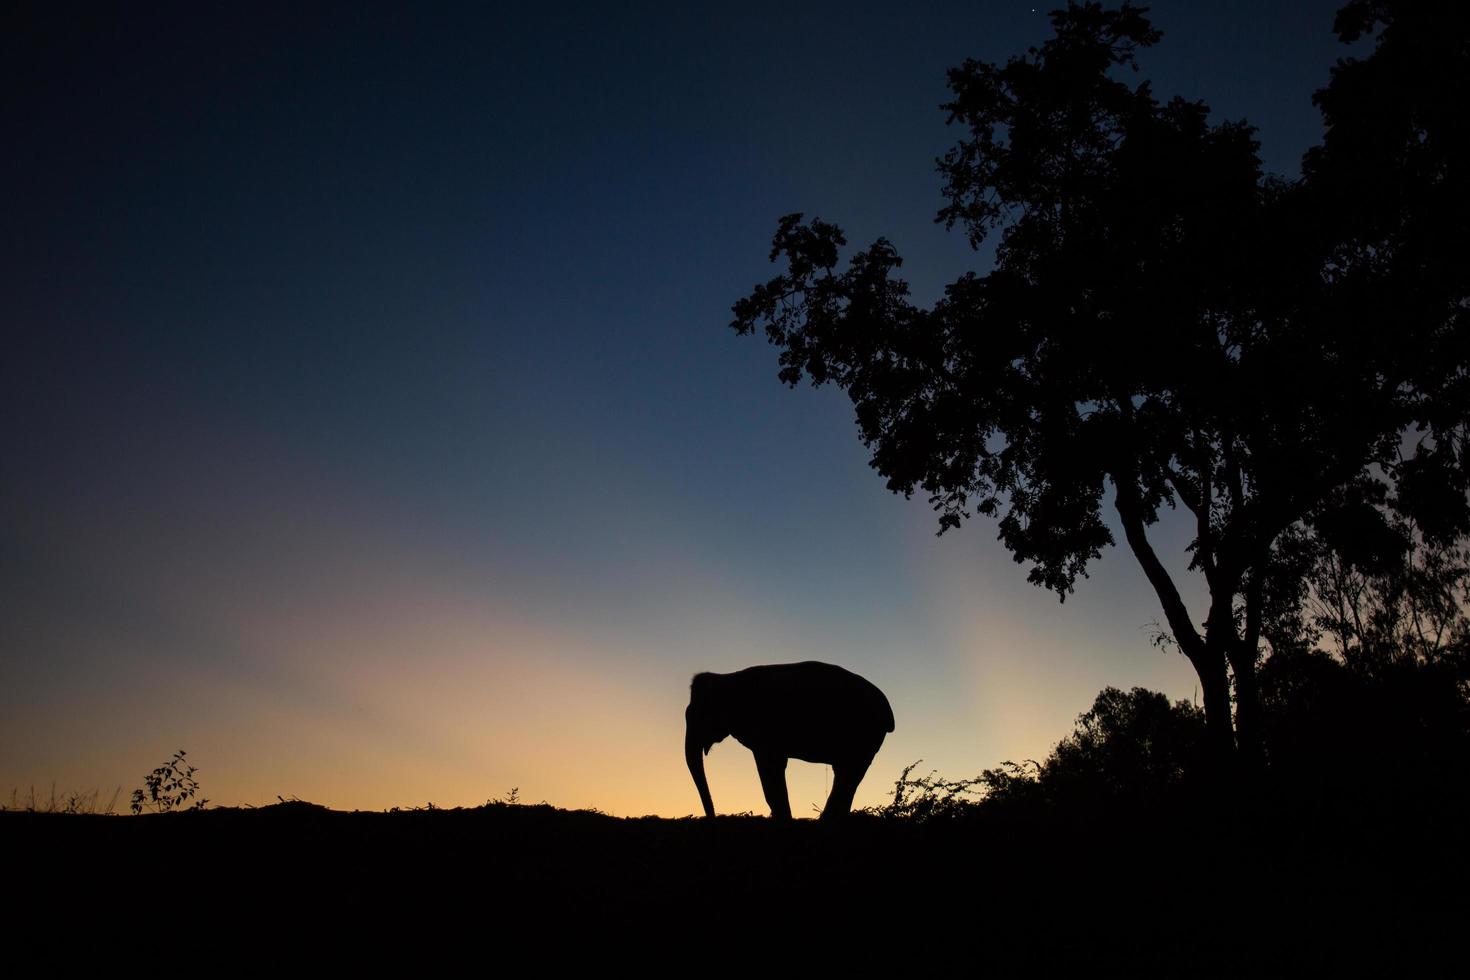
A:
3,1,1355,815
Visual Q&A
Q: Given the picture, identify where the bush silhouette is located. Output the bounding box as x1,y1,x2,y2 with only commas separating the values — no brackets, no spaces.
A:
130,749,208,815
1039,687,1207,804
975,687,1206,815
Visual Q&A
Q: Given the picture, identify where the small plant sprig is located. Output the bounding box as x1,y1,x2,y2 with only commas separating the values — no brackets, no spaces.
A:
486,786,520,806
130,749,208,815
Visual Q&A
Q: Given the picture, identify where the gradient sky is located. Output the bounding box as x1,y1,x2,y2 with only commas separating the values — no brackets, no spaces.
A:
3,1,1354,815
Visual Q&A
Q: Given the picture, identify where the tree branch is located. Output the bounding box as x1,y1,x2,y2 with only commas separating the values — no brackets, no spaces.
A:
1166,442,1217,588
1241,568,1263,663
1115,477,1204,662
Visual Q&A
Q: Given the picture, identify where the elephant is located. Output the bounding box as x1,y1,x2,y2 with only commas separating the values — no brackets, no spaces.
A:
685,660,895,820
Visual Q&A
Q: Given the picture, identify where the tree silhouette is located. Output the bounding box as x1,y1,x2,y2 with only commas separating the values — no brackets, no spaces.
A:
731,1,1469,766
977,686,1207,813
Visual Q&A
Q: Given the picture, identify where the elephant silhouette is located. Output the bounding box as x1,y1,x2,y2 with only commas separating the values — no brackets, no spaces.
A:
684,660,895,820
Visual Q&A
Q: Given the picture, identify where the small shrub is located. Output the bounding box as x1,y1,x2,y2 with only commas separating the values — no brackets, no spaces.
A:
975,759,1046,809
131,749,208,815
868,761,989,821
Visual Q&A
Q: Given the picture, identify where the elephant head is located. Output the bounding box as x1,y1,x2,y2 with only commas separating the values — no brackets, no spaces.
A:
684,672,730,819
684,661,895,820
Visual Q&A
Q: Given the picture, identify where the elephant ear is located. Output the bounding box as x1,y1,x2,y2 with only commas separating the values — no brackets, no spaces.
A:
690,672,725,717
690,672,719,703
688,672,726,753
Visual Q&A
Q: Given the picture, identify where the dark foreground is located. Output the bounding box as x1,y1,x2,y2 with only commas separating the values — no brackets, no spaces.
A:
10,795,1465,970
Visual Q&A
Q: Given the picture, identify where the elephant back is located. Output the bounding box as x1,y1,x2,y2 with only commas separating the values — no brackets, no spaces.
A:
730,661,895,755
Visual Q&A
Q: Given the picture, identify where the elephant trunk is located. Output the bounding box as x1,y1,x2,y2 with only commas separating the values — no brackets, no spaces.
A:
686,726,715,818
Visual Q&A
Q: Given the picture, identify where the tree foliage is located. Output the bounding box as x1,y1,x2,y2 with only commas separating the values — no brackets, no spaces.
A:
732,1,1470,761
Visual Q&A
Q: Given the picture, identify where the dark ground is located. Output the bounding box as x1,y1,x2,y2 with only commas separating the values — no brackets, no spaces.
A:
9,796,1464,969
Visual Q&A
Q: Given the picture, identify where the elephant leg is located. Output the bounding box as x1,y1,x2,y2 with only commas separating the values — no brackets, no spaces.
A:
754,752,791,820
821,754,874,821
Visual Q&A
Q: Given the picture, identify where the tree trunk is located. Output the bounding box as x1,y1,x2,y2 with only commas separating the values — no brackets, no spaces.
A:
1230,572,1267,771
1199,589,1249,776
1189,642,1236,768
1113,487,1238,769
1228,646,1264,770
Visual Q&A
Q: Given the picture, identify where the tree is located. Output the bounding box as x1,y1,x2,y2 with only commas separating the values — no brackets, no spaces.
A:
731,1,1469,767
1299,510,1470,670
